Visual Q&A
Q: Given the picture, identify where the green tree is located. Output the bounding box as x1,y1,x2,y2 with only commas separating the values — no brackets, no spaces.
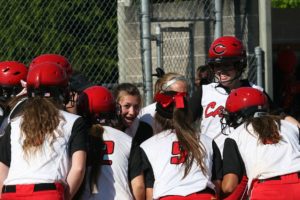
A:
0,0,118,83
272,0,300,8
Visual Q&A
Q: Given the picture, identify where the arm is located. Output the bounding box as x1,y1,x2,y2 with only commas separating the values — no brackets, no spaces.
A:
222,173,239,193
0,162,9,197
188,87,203,121
131,174,145,200
128,146,146,200
146,188,153,200
65,117,88,199
65,150,86,200
0,125,11,197
211,141,223,197
222,138,244,196
141,148,154,200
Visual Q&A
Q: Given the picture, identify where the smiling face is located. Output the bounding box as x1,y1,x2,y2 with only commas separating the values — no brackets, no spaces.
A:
212,64,240,89
118,93,141,128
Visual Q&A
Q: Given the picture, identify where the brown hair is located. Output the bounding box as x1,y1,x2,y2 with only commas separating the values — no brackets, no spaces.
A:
155,98,207,178
88,124,104,193
21,97,64,158
245,115,282,144
113,83,141,106
157,72,187,92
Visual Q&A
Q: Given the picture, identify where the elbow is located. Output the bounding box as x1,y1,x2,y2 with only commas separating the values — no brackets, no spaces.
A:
221,173,239,195
222,184,236,194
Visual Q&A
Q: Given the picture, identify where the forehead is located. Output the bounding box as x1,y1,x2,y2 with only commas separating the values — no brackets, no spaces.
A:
119,93,140,104
168,80,188,93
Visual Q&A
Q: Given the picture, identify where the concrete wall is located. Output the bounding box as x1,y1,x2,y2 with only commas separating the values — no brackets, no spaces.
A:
117,0,260,86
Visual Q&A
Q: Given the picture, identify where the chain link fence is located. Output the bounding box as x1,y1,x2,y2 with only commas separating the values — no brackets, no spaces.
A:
0,0,140,87
0,0,261,96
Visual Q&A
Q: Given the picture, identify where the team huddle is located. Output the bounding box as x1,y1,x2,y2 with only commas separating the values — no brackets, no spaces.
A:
0,36,300,200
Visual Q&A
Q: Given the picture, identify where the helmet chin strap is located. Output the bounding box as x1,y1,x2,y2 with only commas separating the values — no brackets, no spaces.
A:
216,69,243,87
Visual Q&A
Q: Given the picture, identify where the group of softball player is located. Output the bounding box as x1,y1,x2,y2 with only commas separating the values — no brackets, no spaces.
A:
0,35,299,200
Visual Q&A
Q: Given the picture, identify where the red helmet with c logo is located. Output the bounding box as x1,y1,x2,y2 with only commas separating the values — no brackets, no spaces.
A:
208,36,247,69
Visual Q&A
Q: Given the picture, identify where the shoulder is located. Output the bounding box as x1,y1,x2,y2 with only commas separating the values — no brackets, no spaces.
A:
103,126,132,142
140,130,172,150
283,116,300,129
60,110,81,121
281,119,299,133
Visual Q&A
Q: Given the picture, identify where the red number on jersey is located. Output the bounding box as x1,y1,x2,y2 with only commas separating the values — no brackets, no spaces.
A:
171,141,187,164
100,141,114,165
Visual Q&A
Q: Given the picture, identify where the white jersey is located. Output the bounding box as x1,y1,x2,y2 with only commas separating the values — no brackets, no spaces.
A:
80,126,133,200
4,110,80,185
138,102,156,129
140,130,215,199
201,82,262,153
229,120,300,190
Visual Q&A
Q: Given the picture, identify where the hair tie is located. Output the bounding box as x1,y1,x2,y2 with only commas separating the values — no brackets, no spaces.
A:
155,91,187,119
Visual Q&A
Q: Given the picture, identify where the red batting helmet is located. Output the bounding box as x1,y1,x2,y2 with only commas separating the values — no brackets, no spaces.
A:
77,86,116,121
30,54,73,78
221,87,268,129
226,87,267,113
0,61,28,86
27,62,68,89
26,62,70,103
208,36,247,69
0,61,28,99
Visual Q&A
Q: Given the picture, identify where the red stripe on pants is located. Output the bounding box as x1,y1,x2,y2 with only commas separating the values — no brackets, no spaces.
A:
159,192,217,200
250,172,300,200
1,183,64,200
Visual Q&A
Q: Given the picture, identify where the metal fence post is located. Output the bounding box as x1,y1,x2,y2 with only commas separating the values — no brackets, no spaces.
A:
188,23,195,95
155,24,163,70
141,0,153,106
255,46,263,87
214,0,222,39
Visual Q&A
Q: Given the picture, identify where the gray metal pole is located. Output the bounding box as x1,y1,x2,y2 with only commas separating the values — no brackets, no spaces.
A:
255,47,263,87
259,0,273,99
214,0,222,39
155,24,163,70
189,23,195,95
141,0,153,105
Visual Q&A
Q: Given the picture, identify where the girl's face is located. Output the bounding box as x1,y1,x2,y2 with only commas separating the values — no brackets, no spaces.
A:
118,94,140,128
213,65,239,88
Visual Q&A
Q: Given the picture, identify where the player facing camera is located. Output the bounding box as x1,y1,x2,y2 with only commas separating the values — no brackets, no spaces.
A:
207,36,247,86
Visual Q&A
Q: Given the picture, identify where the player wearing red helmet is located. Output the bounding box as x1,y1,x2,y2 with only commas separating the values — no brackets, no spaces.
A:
0,61,28,101
30,53,73,78
189,36,271,200
0,61,28,135
75,86,134,200
221,87,300,200
0,62,87,200
190,36,266,150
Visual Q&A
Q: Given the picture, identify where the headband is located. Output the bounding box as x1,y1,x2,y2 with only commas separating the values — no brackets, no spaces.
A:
161,76,186,91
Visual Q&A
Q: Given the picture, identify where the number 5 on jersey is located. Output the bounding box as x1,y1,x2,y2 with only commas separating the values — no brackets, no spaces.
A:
171,141,187,164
